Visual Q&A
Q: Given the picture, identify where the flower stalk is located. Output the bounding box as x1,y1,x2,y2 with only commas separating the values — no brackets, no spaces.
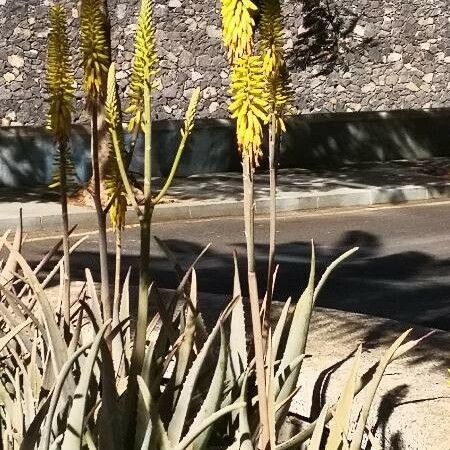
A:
259,0,292,335
223,2,272,445
80,0,112,324
46,3,75,331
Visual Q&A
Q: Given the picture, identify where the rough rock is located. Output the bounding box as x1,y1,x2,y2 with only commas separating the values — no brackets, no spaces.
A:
0,0,447,124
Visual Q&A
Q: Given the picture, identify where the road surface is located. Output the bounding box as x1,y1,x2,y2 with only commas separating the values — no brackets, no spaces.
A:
21,201,450,330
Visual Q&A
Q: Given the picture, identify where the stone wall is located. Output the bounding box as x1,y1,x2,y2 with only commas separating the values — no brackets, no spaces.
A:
0,0,448,126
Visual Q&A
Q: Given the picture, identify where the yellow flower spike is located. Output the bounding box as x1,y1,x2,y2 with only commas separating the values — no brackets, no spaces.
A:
259,0,293,133
266,67,292,133
46,4,74,143
259,0,285,75
181,87,201,138
126,0,159,132
220,0,257,63
229,54,269,166
105,64,127,231
105,64,122,132
46,4,77,189
80,0,110,104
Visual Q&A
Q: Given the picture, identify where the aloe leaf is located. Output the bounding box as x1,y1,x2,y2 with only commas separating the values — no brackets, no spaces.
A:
237,370,254,450
49,434,64,450
271,297,291,362
349,330,412,450
308,403,329,450
0,225,22,284
275,243,315,420
391,330,434,360
325,345,362,450
140,419,153,450
119,268,131,362
174,402,246,450
313,247,358,304
41,350,56,394
0,302,32,355
275,385,301,415
3,242,73,392
112,267,130,374
277,329,424,450
20,395,52,450
230,252,247,378
166,242,212,318
61,321,111,449
0,377,17,427
12,369,25,440
0,229,11,252
141,324,160,393
274,354,305,425
0,281,27,322
0,283,47,342
30,330,42,399
136,375,171,450
42,343,92,450
167,310,227,445
41,236,88,290
173,270,199,403
9,348,34,428
80,302,122,450
0,317,32,352
85,268,103,326
154,235,185,281
191,324,228,450
68,309,83,356
135,376,151,449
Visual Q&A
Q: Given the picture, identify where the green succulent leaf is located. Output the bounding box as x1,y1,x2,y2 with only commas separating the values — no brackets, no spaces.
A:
61,321,111,449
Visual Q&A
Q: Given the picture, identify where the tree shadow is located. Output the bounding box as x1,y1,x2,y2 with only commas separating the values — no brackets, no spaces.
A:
309,348,358,419
372,384,410,450
25,227,450,372
288,0,372,75
281,109,450,168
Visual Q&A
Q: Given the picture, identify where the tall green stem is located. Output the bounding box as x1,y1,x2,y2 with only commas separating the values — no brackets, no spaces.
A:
243,155,270,450
264,115,279,338
59,141,71,330
127,82,153,447
91,103,111,324
113,229,122,313
134,82,153,370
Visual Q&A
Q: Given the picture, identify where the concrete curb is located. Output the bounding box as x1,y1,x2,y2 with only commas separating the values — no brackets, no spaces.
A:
0,182,449,231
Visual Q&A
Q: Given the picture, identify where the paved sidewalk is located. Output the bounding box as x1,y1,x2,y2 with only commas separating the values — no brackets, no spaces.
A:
0,158,449,231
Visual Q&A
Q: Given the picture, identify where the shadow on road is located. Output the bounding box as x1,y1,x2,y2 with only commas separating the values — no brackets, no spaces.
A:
25,228,450,372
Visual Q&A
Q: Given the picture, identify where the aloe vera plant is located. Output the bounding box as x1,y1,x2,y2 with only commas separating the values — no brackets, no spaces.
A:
0,230,427,450
0,1,429,450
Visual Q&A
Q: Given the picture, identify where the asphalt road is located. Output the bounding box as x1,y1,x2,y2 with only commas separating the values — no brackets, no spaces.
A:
22,201,450,330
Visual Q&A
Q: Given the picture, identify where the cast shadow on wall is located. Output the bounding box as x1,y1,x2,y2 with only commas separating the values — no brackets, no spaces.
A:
288,0,374,75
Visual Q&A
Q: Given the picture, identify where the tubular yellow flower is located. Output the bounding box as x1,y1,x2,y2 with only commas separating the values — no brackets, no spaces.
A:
126,0,159,132
220,0,258,63
46,4,74,143
80,0,110,103
229,55,269,165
